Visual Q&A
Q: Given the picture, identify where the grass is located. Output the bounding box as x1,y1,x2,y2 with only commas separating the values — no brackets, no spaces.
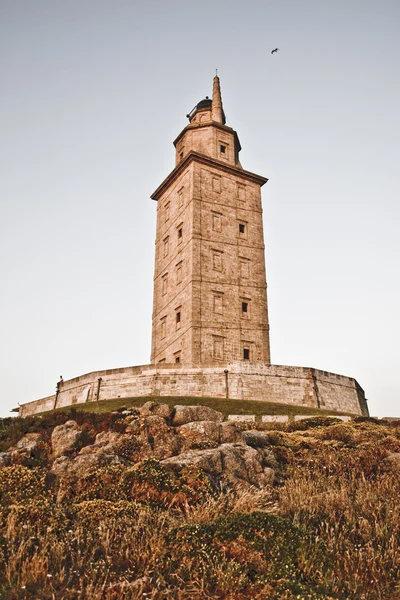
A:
49,395,353,419
0,417,399,599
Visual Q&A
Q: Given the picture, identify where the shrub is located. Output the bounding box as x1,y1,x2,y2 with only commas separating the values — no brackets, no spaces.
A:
114,436,140,460
321,423,356,445
6,499,69,539
0,414,68,452
72,499,144,528
166,512,333,598
178,465,213,502
58,459,212,510
0,465,50,528
0,466,47,507
59,463,129,504
353,416,380,424
120,459,212,508
287,416,346,432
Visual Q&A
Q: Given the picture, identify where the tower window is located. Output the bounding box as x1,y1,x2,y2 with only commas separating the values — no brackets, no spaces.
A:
212,251,223,272
163,236,169,257
175,355,180,363
220,145,226,154
176,261,183,284
213,293,223,314
178,187,184,208
164,201,170,222
239,223,245,234
174,350,181,363
175,307,182,330
177,225,183,243
212,176,221,193
241,299,251,318
162,273,168,295
237,183,246,202
212,212,222,232
213,336,224,360
180,152,184,161
240,258,250,279
161,317,167,339
243,348,250,360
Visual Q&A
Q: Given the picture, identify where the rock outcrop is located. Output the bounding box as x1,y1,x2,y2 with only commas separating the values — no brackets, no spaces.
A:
0,452,11,467
139,401,173,420
162,443,275,489
79,431,123,455
0,433,44,466
15,432,43,454
177,420,220,449
51,420,84,457
9,404,276,490
242,430,271,448
51,453,126,479
171,405,224,426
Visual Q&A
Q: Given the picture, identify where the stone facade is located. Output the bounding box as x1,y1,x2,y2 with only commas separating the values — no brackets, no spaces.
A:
18,362,368,418
150,76,270,366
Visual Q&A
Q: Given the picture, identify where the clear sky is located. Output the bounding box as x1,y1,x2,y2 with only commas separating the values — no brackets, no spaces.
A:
1,0,399,418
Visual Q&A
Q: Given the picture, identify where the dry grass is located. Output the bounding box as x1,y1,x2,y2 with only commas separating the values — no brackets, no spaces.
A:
276,425,400,600
0,415,399,599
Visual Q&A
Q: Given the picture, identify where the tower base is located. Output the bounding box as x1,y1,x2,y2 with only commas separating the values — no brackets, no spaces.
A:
18,362,368,417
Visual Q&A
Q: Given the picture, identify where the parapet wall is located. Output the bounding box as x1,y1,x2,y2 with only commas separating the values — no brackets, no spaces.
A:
18,362,369,417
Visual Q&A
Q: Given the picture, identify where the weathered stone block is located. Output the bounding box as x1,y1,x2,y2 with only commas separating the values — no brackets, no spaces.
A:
261,415,288,423
228,415,256,422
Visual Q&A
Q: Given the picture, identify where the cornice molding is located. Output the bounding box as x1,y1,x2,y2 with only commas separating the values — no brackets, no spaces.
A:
151,152,268,201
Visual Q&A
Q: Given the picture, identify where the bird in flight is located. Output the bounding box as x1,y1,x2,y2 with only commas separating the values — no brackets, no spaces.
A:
271,48,279,54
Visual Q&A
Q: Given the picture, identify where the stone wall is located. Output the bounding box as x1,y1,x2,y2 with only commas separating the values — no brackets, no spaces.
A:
151,163,195,364
18,362,368,417
195,161,270,364
151,152,271,366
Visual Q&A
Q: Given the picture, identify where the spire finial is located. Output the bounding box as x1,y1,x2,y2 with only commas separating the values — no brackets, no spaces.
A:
212,73,225,124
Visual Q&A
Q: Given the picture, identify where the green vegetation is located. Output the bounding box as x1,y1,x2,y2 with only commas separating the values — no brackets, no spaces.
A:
0,410,399,599
47,394,353,418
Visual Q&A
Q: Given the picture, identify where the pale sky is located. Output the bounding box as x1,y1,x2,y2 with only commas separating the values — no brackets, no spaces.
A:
1,0,399,418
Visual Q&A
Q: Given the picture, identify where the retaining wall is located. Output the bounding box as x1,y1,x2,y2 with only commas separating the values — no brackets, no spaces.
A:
18,362,368,417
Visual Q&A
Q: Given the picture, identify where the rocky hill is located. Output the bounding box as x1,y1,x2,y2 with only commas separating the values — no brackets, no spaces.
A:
0,402,399,599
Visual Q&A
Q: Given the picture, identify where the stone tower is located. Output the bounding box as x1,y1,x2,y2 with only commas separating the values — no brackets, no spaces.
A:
17,75,369,418
150,76,271,366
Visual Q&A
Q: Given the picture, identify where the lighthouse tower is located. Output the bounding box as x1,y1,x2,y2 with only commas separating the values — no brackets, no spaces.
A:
150,76,271,366
16,75,369,418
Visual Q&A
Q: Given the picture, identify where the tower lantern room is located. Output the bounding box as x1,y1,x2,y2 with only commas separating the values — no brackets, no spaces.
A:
174,76,242,168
